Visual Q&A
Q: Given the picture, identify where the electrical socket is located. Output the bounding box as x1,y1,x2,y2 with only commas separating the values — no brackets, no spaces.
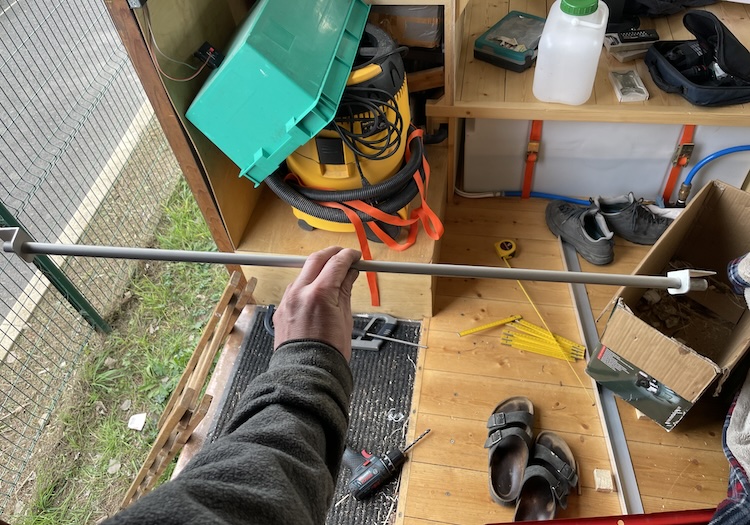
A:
194,42,225,69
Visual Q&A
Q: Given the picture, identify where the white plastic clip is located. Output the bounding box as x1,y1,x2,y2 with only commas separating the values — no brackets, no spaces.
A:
0,227,36,263
667,269,714,295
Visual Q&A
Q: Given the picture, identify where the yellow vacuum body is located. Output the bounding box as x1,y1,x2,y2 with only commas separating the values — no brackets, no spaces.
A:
287,67,411,189
285,23,411,233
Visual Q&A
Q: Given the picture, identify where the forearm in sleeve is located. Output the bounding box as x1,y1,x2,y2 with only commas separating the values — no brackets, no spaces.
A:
105,340,353,525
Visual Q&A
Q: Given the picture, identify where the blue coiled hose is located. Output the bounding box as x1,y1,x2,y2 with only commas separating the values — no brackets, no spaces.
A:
677,145,750,205
501,191,590,206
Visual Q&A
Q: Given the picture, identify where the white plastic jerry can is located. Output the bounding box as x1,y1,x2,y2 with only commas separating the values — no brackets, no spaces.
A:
533,0,609,105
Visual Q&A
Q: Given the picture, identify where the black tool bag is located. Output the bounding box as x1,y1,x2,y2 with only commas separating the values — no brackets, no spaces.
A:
644,11,750,106
625,0,717,17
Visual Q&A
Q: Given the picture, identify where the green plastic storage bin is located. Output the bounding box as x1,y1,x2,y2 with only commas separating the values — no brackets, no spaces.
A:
474,11,546,72
186,0,370,186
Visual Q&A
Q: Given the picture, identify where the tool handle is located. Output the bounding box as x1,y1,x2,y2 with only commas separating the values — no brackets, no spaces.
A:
342,446,369,474
351,317,384,351
351,327,370,338
351,314,399,351
357,313,397,338
348,450,405,500
348,456,387,500
377,314,397,338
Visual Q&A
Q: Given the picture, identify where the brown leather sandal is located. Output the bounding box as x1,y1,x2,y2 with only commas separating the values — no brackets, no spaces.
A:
485,396,535,505
513,431,578,521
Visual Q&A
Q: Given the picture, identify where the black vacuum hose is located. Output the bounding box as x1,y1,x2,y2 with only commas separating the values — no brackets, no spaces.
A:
265,165,421,223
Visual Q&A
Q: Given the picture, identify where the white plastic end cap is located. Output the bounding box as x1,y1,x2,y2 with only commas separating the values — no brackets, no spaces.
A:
667,269,714,295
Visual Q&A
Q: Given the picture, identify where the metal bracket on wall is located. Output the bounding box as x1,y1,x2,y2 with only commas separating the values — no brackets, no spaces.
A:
522,120,543,199
671,142,695,167
126,0,147,9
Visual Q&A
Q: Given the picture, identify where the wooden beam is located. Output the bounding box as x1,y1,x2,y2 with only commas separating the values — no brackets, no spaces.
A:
408,67,445,92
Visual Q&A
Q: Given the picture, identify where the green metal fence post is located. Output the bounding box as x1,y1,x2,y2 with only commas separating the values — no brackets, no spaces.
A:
0,202,111,333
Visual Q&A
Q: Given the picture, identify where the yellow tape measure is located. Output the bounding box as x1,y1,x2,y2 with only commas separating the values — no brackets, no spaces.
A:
457,314,521,337
494,239,517,260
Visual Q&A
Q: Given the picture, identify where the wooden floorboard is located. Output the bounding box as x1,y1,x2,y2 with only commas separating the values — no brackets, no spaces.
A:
424,330,590,388
434,295,581,342
403,463,621,524
400,196,727,524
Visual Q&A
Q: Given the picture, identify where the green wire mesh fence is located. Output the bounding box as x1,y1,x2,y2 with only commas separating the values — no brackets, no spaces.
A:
0,0,181,516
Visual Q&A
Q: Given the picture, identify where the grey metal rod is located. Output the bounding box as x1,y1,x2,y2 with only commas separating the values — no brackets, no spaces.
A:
4,240,684,289
562,241,643,514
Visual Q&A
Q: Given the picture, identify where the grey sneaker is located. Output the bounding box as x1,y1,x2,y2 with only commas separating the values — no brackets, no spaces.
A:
545,200,614,265
592,193,672,245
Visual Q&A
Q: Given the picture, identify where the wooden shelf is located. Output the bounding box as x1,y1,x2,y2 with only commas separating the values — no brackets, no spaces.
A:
234,145,448,318
428,0,750,125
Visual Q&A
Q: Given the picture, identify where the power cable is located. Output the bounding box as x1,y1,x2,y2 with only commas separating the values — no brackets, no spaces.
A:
143,4,210,82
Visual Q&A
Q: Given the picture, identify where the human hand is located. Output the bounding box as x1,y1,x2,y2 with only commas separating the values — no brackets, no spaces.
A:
273,247,361,361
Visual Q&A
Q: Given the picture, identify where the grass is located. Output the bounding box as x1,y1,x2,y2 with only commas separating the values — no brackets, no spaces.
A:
12,179,227,524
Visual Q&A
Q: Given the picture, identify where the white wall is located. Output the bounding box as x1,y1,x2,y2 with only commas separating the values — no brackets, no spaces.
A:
463,119,750,202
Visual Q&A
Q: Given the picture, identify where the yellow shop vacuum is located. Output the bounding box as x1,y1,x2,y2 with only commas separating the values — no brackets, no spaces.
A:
265,23,432,243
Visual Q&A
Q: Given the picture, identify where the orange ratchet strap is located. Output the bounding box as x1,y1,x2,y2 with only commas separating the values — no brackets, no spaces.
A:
662,124,695,204
320,128,444,306
522,120,543,199
320,201,381,307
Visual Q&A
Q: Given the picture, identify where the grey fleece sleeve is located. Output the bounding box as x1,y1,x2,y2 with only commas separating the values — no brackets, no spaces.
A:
105,340,353,525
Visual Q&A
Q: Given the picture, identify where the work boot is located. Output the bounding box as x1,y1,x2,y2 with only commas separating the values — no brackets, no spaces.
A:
592,193,672,245
545,201,614,265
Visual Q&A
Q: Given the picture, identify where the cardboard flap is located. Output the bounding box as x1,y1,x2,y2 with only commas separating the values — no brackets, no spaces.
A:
613,182,713,307
686,283,746,325
675,183,750,278
601,301,720,402
714,310,750,394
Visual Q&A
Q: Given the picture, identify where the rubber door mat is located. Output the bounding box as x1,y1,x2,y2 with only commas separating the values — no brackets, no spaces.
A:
206,306,422,525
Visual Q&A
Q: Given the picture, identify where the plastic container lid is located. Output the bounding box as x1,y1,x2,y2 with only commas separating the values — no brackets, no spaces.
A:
186,0,370,186
560,0,598,16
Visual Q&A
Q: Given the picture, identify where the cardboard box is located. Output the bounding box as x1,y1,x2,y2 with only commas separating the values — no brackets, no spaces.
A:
587,181,750,430
368,6,443,48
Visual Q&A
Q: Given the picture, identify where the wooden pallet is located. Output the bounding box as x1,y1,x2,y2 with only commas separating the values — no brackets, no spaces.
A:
120,271,256,509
